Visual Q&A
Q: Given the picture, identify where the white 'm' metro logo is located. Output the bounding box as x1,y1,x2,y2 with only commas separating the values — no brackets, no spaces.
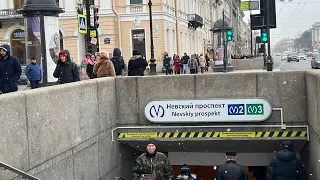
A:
149,105,165,118
228,105,244,114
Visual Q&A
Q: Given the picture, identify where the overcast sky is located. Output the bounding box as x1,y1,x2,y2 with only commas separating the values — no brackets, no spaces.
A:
243,0,319,44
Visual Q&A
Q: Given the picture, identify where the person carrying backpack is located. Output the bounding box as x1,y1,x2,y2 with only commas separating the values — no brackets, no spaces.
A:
188,54,198,74
110,48,125,76
266,141,308,180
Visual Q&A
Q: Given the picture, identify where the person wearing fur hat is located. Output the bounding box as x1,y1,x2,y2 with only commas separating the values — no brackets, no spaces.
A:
133,138,173,180
0,44,21,94
177,164,197,180
93,51,116,78
53,50,80,84
128,49,148,76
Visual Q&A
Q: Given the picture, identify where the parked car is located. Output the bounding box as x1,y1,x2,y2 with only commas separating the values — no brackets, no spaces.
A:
287,52,298,62
311,54,320,69
298,53,307,61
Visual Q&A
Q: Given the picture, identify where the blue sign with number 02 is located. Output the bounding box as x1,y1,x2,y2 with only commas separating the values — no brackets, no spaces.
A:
228,104,245,115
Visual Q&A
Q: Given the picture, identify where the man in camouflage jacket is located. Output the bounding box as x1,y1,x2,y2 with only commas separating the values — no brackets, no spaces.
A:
133,139,173,180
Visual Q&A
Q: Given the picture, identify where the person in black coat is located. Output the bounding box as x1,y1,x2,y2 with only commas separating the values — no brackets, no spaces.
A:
266,141,308,180
0,44,21,94
216,151,248,180
128,49,148,76
53,50,80,84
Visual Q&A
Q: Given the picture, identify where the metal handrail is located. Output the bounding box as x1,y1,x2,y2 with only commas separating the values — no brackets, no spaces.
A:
0,161,39,180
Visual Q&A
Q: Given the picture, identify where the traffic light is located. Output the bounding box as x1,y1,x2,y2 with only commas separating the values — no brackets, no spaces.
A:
93,7,99,29
261,31,268,43
226,30,233,41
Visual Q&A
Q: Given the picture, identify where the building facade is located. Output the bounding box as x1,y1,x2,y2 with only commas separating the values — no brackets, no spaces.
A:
0,0,247,64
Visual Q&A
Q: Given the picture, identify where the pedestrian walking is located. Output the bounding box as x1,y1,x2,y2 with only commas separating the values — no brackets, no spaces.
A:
173,55,181,74
163,53,171,75
177,164,197,180
188,55,198,74
93,51,116,78
133,139,173,180
266,141,308,180
128,49,148,76
182,53,190,74
216,151,248,180
0,44,21,94
80,57,90,80
199,53,206,73
25,57,42,89
87,54,97,79
110,48,125,76
53,50,80,84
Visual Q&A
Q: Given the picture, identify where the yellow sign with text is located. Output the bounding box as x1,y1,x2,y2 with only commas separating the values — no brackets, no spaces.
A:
124,132,158,138
220,132,255,138
240,2,249,11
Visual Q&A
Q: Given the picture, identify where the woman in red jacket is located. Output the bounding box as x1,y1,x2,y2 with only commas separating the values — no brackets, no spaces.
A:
173,55,181,74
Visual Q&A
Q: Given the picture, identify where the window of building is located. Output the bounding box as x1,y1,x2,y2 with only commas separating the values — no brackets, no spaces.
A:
10,29,26,64
130,0,143,4
55,0,59,7
82,0,94,5
173,30,176,54
14,0,24,10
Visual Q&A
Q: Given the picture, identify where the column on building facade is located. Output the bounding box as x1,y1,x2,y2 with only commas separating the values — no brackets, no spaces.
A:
3,0,8,9
100,0,112,9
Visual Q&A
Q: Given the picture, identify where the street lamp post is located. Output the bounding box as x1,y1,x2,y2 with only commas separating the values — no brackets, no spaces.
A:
85,0,92,53
266,0,273,71
148,0,157,75
222,10,227,73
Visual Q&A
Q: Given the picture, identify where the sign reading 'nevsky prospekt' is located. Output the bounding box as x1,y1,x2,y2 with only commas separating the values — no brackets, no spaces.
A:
144,98,272,123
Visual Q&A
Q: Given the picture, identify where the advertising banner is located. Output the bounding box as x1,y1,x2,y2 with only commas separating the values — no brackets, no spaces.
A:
26,16,41,64
44,16,60,83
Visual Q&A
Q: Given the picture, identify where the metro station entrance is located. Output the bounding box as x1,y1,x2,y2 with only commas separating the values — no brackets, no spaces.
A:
115,126,308,180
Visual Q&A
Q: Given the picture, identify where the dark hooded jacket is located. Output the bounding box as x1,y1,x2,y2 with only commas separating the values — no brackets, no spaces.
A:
110,48,125,76
266,149,308,180
0,44,22,93
128,50,148,76
53,50,80,84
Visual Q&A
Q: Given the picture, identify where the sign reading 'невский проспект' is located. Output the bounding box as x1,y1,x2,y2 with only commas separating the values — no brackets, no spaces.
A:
144,98,272,123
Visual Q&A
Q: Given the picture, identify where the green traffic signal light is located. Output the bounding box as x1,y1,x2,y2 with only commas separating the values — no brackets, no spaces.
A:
226,30,233,41
261,32,268,43
262,36,268,42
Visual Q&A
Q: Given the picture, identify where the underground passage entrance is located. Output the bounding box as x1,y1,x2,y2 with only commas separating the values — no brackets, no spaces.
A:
116,126,308,180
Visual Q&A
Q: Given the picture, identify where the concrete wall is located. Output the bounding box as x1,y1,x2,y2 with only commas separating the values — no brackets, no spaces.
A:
0,78,119,180
231,58,265,70
117,71,307,125
305,70,320,180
